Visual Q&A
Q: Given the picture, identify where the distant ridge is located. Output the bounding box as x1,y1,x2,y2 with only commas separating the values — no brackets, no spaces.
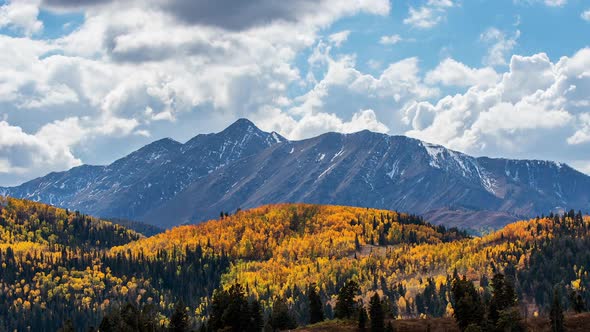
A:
2,118,590,231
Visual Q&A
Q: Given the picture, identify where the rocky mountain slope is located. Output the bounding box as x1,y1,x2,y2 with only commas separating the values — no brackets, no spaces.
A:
2,119,589,230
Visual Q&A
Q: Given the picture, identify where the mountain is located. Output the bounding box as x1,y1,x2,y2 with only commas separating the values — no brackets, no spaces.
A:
2,119,590,230
0,119,285,225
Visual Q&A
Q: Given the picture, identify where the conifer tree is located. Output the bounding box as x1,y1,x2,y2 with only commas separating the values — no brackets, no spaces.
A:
271,298,297,331
169,301,189,332
359,305,368,331
369,293,385,332
550,289,565,332
335,280,360,319
308,283,324,324
451,276,484,331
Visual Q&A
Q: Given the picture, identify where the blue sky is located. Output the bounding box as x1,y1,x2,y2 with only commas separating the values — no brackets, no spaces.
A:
0,0,589,186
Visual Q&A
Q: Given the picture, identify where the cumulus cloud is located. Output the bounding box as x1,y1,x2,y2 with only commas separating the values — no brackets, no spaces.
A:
0,120,82,185
0,0,395,185
403,48,590,167
582,10,590,22
425,58,500,87
0,0,43,35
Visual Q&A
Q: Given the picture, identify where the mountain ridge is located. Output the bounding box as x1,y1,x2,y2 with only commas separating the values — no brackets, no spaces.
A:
2,118,589,231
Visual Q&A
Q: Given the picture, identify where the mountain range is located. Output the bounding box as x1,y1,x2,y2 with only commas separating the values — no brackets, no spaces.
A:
2,118,589,231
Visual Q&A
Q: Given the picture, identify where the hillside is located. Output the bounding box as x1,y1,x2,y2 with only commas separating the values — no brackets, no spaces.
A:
3,119,590,231
117,204,590,326
1,198,590,331
0,196,228,331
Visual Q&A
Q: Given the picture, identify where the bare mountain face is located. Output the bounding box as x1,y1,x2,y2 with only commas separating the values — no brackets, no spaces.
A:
2,119,589,231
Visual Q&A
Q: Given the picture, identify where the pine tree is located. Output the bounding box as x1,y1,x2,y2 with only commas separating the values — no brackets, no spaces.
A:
271,298,297,331
169,301,189,332
57,320,75,332
247,299,264,332
359,305,368,331
489,273,517,325
308,284,324,324
550,289,565,332
451,276,484,331
369,293,385,332
335,280,360,319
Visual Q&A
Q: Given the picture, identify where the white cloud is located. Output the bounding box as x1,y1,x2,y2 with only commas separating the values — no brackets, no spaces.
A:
425,58,500,87
0,0,43,35
403,48,590,167
0,120,82,184
328,30,350,47
379,34,402,45
544,0,567,7
0,0,394,184
253,108,389,140
481,27,520,66
404,0,455,29
582,10,590,22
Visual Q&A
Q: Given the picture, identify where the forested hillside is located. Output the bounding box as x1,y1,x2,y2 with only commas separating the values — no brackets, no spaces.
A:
1,197,589,331
0,196,228,331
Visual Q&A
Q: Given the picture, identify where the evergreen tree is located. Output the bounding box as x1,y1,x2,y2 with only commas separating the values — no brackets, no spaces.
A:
495,308,524,332
550,289,565,332
57,320,75,332
169,301,189,332
308,283,324,324
358,305,368,331
369,293,385,332
488,273,517,325
451,276,484,331
271,298,297,331
335,280,360,319
570,290,587,313
247,300,264,332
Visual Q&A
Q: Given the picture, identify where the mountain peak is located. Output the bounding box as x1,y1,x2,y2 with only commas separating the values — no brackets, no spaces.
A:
223,118,258,133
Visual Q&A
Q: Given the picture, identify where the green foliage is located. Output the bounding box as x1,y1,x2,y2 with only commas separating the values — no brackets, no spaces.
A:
335,280,360,319
488,273,517,326
358,306,368,330
207,283,263,332
99,303,163,332
550,289,565,332
369,293,385,332
451,276,485,331
308,283,324,324
495,307,524,332
169,301,189,332
270,297,297,331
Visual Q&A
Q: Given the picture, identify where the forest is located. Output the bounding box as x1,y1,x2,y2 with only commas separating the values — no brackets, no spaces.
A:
0,195,589,331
